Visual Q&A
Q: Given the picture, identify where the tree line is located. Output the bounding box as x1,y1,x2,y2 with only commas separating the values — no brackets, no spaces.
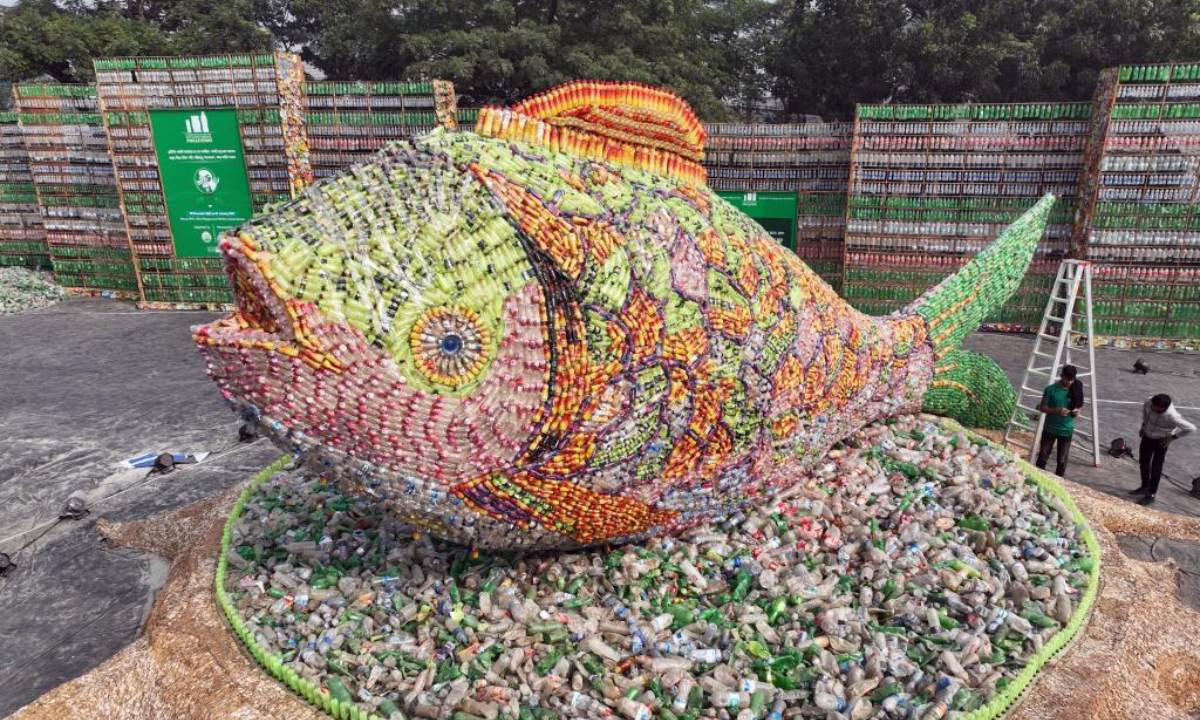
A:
2,0,1199,120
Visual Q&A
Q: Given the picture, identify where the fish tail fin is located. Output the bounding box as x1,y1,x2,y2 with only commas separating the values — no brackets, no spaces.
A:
905,193,1056,429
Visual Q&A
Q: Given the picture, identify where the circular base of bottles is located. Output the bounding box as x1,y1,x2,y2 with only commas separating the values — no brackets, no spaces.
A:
216,416,1101,720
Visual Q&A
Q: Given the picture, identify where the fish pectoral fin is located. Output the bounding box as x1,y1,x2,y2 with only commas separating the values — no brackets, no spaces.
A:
452,471,677,545
922,349,1015,430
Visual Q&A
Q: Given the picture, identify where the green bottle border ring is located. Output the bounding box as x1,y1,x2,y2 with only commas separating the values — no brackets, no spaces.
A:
215,420,1102,720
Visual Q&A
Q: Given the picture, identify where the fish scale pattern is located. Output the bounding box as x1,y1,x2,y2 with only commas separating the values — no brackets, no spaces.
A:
455,134,936,547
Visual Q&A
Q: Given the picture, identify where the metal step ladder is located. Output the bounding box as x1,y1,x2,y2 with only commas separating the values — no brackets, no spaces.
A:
1003,260,1102,467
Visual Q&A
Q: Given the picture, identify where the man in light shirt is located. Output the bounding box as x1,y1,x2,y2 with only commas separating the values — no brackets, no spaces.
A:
1130,393,1195,505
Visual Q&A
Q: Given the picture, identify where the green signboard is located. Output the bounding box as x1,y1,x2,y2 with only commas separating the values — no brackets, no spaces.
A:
150,108,254,257
718,191,797,249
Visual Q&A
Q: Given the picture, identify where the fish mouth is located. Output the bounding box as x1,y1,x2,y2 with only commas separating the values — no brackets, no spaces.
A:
194,233,297,351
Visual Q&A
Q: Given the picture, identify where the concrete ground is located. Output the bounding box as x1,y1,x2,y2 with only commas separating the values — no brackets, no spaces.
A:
0,299,1196,717
0,298,280,717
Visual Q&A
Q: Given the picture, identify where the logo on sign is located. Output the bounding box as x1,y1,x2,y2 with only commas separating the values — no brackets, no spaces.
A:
194,168,220,194
743,192,757,204
184,112,212,143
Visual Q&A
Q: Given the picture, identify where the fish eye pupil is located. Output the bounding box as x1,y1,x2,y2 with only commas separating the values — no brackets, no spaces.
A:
440,333,464,356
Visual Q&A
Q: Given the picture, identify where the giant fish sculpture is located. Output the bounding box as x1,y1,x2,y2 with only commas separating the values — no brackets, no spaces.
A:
195,81,1053,550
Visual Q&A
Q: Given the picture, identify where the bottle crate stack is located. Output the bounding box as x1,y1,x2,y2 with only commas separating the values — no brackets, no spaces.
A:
1,59,1200,345
456,107,480,128
844,103,1091,328
94,54,298,306
1077,62,1200,343
0,111,48,268
14,83,137,295
303,81,440,179
703,122,851,289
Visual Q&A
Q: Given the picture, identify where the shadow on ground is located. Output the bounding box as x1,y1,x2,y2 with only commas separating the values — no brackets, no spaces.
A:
1118,536,1200,614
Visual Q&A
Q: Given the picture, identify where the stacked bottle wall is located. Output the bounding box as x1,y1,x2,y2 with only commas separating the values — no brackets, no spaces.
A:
0,111,48,268
14,84,136,295
1076,63,1200,344
0,61,1198,345
703,123,851,290
94,54,306,307
456,107,480,129
844,103,1091,327
302,81,441,179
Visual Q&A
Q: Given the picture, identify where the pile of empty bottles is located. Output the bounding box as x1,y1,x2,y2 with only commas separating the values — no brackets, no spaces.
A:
0,268,63,315
225,415,1093,720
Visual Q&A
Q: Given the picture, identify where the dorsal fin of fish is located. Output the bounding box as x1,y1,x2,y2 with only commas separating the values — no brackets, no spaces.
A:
475,80,707,187
900,193,1057,429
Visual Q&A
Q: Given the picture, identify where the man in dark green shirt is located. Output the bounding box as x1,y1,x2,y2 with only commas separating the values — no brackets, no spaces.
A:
1036,365,1082,476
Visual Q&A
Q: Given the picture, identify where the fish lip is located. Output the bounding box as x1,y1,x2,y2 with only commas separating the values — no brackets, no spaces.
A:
193,235,297,349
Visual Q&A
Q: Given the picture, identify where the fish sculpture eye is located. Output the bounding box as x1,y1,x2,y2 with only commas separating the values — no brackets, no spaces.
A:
440,334,463,355
408,305,491,390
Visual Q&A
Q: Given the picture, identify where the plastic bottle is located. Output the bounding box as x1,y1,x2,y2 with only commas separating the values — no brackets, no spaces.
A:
650,613,674,633
679,559,708,589
629,627,649,654
602,595,631,620
645,657,692,674
616,697,651,720
710,690,749,709
736,678,760,694
814,691,846,712
582,635,621,663
763,697,786,720
672,678,696,712
566,691,612,717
